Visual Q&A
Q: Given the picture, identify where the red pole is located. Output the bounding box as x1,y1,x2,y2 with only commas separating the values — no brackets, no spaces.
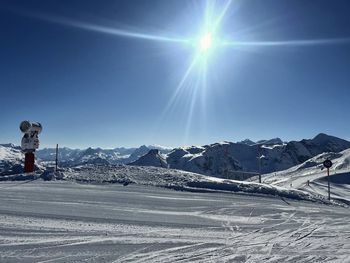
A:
24,152,35,173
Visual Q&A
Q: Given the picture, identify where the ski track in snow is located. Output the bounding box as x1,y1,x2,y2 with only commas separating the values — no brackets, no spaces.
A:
0,181,349,262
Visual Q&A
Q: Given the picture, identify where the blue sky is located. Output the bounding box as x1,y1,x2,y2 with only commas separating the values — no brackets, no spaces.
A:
1,0,350,148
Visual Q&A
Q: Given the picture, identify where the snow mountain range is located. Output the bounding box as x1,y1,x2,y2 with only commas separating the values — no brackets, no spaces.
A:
130,133,350,178
0,144,172,176
36,145,172,166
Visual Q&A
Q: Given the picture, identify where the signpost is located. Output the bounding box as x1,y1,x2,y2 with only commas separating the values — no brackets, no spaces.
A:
257,146,262,183
323,159,333,201
55,144,59,173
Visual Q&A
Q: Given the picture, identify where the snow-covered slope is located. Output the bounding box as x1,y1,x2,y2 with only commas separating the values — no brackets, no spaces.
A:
167,142,243,176
256,148,350,203
260,148,350,185
0,144,23,175
144,133,350,178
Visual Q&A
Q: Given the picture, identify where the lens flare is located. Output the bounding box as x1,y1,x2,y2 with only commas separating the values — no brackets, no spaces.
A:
199,32,213,52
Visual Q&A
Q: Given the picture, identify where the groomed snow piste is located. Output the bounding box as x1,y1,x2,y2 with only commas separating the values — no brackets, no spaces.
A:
0,181,349,262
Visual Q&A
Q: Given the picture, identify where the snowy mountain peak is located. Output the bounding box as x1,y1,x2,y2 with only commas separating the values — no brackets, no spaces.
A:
238,139,256,146
83,147,99,155
256,138,284,146
311,133,347,145
147,144,172,151
313,132,331,141
129,149,168,168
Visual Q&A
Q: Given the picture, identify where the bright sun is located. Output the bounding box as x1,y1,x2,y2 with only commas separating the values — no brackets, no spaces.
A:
198,32,213,53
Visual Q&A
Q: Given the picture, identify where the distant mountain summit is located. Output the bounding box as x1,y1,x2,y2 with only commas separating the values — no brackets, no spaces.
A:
303,133,350,154
238,138,284,146
129,149,168,168
256,138,284,146
238,139,256,146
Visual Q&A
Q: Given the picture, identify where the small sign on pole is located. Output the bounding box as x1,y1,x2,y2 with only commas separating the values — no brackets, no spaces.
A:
323,159,333,201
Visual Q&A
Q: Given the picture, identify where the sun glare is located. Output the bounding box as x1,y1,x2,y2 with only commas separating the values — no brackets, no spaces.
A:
198,32,213,53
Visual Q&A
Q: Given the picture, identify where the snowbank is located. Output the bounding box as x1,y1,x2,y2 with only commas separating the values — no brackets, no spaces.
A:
62,165,332,204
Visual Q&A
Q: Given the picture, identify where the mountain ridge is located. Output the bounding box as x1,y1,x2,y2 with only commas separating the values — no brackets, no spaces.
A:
1,133,349,178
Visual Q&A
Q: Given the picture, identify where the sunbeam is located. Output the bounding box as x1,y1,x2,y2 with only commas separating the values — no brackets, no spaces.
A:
223,37,350,47
160,54,200,120
65,20,189,43
212,0,233,32
184,72,202,145
15,10,189,43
